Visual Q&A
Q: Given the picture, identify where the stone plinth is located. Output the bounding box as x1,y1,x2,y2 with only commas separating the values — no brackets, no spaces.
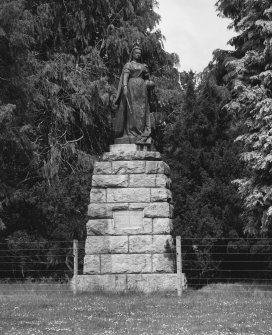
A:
77,144,178,293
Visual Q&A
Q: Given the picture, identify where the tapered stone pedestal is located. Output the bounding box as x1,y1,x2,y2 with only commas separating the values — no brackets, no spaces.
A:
76,144,178,293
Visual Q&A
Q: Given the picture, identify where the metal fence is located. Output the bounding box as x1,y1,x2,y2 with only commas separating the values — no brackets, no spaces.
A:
1,237,272,296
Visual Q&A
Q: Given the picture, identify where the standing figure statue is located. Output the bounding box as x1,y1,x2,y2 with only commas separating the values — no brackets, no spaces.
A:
113,42,155,145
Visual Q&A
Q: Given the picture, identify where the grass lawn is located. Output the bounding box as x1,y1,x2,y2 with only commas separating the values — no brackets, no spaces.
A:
0,283,272,335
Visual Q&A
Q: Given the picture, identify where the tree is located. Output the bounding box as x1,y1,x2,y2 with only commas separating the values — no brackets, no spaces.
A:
163,68,243,284
215,0,272,235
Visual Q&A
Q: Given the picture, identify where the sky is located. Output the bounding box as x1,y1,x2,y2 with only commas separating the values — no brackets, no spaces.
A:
156,0,236,72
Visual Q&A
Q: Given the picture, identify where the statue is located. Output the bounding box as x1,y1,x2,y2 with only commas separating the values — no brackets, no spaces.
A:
113,42,155,145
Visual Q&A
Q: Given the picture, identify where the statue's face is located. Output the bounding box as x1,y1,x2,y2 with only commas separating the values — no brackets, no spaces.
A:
133,48,142,61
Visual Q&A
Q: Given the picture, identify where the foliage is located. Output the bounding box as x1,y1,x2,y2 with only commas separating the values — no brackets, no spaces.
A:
215,0,272,235
163,69,244,283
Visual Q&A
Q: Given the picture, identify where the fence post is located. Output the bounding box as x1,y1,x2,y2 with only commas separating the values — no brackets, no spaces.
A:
73,239,78,295
176,236,182,297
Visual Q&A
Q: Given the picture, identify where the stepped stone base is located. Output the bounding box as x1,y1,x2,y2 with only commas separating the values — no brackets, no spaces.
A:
74,274,178,293
79,144,178,293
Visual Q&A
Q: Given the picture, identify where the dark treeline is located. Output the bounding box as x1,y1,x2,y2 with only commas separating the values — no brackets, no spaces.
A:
0,0,272,284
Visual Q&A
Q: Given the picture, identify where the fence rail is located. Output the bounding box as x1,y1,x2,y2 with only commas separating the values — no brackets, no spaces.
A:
1,237,272,296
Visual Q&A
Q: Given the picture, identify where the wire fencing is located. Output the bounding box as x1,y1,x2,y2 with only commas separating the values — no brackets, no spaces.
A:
0,237,272,295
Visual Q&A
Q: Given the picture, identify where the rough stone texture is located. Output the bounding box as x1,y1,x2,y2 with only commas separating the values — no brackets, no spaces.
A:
101,254,152,274
145,161,170,176
86,219,112,236
144,203,173,218
88,204,113,219
85,236,128,254
151,188,172,202
83,255,100,274
93,162,112,175
110,144,137,152
112,161,145,174
86,217,152,236
129,203,150,210
76,274,127,292
75,274,178,293
92,175,128,188
152,254,174,273
153,218,172,234
102,151,161,162
82,149,178,293
129,174,170,188
128,235,171,254
107,188,150,203
127,274,177,293
90,188,107,203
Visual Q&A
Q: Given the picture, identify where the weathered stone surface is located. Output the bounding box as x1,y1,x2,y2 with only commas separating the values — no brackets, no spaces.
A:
153,218,172,234
83,255,100,274
107,188,150,203
85,236,128,254
155,175,171,188
129,174,156,188
128,174,170,188
152,254,174,273
152,235,173,252
102,151,161,162
93,162,112,175
144,203,173,218
110,144,137,152
145,161,170,175
92,175,128,188
90,188,107,203
127,274,176,293
76,274,127,292
86,217,152,236
86,219,112,235
129,235,172,253
151,188,172,202
88,204,113,219
112,161,146,174
113,211,152,235
101,254,152,274
129,203,150,210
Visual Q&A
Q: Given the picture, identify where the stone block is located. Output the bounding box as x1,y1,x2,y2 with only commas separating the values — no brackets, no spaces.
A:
145,161,170,175
107,188,150,203
101,254,152,274
76,274,127,292
129,203,150,210
88,204,113,219
86,217,152,236
153,218,172,234
92,175,129,188
113,211,152,235
155,175,171,188
127,274,177,293
83,255,100,274
86,219,112,235
102,151,161,162
85,236,128,254
110,144,137,152
129,235,172,253
129,174,156,188
93,162,112,175
151,189,172,202
90,188,107,203
112,161,146,174
152,254,174,273
144,203,173,218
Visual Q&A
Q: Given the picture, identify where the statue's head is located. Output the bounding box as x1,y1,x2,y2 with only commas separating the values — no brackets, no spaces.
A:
130,41,142,61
